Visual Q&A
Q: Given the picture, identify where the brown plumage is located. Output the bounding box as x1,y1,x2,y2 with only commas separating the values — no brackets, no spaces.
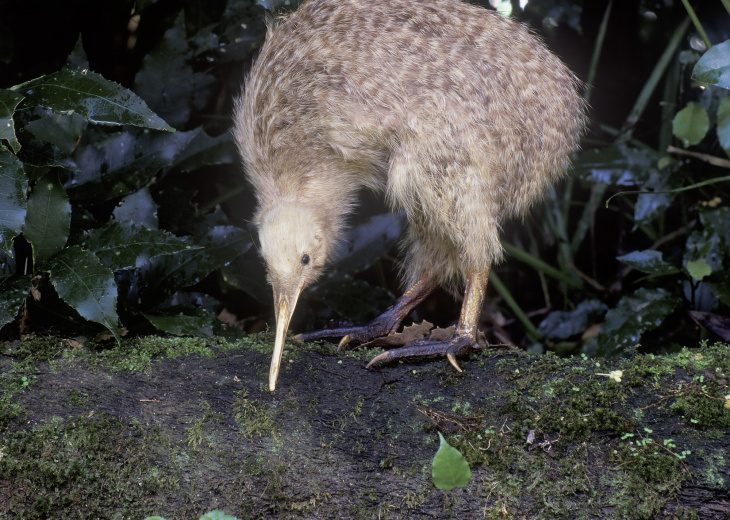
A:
234,0,586,391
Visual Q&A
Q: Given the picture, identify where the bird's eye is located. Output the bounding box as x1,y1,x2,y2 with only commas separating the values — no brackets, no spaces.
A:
301,254,310,265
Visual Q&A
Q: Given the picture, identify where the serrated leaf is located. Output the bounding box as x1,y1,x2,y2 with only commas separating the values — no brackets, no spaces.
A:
685,258,712,281
705,272,730,307
69,128,199,204
22,172,71,267
48,246,121,341
617,250,677,276
573,144,659,186
633,169,674,227
330,213,404,276
222,249,271,303
432,432,471,490
66,35,90,71
309,278,394,324
113,188,159,228
16,137,79,177
718,96,730,158
10,69,174,131
0,147,28,255
133,12,193,129
25,112,87,154
597,288,680,356
146,225,251,302
80,221,201,271
143,312,214,337
691,39,730,89
538,299,608,340
0,89,24,153
672,102,709,147
684,228,723,274
170,130,238,173
0,276,30,330
699,207,730,258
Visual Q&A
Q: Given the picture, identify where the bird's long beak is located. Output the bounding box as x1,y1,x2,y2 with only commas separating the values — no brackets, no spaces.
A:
270,286,303,391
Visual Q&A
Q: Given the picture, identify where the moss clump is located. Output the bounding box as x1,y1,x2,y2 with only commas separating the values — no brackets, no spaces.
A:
671,393,730,429
0,414,174,520
233,391,278,438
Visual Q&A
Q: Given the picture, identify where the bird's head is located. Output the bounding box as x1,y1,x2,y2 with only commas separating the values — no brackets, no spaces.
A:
257,201,331,391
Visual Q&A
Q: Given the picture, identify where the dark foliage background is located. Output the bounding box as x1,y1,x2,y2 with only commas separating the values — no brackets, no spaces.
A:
1,0,729,357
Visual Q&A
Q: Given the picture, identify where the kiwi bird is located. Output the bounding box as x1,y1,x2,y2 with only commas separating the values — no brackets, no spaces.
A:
234,0,586,391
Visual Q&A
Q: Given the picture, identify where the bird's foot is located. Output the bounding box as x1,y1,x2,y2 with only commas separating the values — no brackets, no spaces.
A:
365,334,476,372
292,307,402,350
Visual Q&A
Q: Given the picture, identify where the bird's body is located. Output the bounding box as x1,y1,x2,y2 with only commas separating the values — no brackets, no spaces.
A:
235,0,586,390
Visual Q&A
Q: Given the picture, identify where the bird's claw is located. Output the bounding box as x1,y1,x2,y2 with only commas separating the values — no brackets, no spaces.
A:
365,336,473,371
337,335,350,351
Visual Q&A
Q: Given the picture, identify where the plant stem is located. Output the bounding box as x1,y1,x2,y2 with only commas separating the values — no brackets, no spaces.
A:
622,18,690,134
679,0,712,49
489,270,541,341
584,0,613,104
501,240,582,289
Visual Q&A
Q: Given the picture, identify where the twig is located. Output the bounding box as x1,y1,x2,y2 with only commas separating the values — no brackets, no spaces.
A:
667,145,730,169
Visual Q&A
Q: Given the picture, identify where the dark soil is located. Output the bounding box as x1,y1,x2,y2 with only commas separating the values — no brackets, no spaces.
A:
1,335,729,519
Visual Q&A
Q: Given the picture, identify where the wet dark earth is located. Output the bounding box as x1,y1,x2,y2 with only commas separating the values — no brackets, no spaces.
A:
1,335,729,519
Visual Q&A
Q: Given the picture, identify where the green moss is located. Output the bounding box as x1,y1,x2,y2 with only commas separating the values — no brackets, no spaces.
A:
0,415,174,520
671,393,730,428
233,391,278,438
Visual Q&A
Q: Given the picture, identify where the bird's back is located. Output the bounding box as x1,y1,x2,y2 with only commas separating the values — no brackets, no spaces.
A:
238,0,585,219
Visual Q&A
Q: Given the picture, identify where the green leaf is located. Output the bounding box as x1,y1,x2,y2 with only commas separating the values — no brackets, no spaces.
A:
691,39,730,89
170,130,238,173
432,432,471,490
16,138,79,178
718,96,730,158
146,226,251,301
0,276,30,330
633,169,675,228
133,12,193,129
705,272,730,306
617,250,677,276
597,288,680,356
538,300,608,340
672,102,709,147
48,246,122,341
10,69,174,131
222,249,271,304
685,258,712,281
200,511,240,520
69,128,199,204
80,222,201,271
0,89,24,153
66,35,90,71
573,144,659,186
309,278,395,324
330,213,404,276
22,172,71,267
0,147,28,255
25,112,87,154
699,207,730,258
143,312,214,337
112,188,158,228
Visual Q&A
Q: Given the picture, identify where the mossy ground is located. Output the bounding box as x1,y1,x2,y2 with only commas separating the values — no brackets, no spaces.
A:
1,335,728,519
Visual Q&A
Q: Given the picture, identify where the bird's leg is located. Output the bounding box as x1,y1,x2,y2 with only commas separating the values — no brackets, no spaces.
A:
293,273,439,348
366,266,490,371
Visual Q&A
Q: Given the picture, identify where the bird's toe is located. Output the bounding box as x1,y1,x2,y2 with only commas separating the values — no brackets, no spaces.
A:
365,335,474,370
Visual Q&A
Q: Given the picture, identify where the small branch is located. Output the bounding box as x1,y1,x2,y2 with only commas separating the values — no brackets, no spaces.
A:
667,145,730,169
